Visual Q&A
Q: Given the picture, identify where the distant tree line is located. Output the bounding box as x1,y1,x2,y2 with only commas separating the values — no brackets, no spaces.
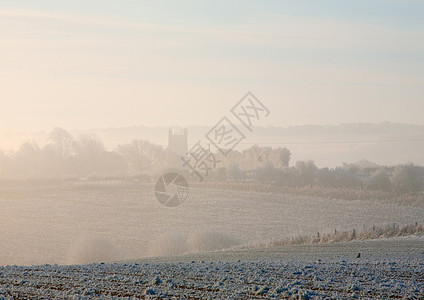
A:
0,127,180,180
222,153,424,195
1,128,423,195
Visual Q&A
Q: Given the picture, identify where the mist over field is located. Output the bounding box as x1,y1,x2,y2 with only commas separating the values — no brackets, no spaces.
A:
1,179,423,266
1,0,424,298
2,122,424,167
1,125,423,266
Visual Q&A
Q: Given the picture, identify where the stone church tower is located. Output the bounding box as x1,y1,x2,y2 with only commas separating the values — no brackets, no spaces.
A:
167,128,188,157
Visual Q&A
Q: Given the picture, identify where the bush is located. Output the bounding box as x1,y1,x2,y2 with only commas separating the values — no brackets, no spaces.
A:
391,164,424,195
316,167,362,189
295,160,317,186
367,168,391,192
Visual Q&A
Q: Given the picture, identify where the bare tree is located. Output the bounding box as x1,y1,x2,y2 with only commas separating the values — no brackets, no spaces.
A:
48,127,76,159
117,139,167,174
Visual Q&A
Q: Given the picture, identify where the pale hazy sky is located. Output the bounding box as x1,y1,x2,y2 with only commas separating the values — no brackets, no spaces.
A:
1,0,423,133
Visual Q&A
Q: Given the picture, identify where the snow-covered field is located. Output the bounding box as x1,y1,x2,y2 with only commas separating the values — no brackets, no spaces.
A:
0,237,423,299
1,182,423,266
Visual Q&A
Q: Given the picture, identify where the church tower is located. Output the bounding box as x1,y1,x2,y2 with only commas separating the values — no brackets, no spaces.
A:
167,128,188,157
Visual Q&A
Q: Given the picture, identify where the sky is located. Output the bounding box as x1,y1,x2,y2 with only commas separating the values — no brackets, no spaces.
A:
1,0,424,135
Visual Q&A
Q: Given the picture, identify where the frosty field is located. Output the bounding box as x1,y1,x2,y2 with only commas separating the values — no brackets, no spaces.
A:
0,237,423,299
1,181,423,266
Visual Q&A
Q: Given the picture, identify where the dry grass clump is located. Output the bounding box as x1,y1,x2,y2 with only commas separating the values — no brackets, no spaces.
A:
268,222,424,247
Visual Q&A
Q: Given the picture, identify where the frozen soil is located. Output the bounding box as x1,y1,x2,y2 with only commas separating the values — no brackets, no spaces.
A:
1,236,423,299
